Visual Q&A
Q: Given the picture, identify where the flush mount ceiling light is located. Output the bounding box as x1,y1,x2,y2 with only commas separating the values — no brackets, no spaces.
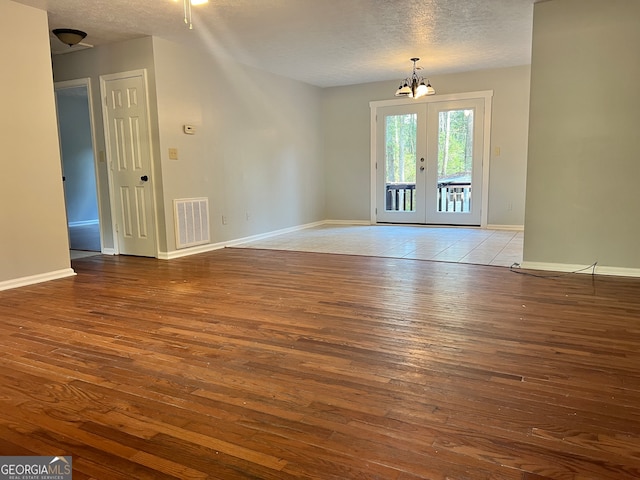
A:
179,0,209,30
52,28,87,47
395,58,436,99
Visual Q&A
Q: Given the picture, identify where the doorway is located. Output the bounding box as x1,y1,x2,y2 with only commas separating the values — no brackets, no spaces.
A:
54,79,102,253
371,92,492,226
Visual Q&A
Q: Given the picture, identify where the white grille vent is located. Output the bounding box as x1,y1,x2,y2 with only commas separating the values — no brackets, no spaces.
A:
174,197,210,249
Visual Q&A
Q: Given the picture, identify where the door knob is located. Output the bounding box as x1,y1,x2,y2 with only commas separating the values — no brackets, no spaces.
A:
140,175,149,182
420,166,425,171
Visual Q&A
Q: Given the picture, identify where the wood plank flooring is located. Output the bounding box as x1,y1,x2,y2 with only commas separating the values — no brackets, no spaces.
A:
0,248,639,479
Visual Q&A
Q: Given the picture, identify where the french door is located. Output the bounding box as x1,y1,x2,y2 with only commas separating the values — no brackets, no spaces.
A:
374,94,489,226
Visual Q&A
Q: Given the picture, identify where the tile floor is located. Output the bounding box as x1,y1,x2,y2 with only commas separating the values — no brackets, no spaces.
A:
236,224,523,267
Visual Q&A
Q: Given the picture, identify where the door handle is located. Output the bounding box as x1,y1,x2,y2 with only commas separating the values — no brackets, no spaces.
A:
140,175,149,182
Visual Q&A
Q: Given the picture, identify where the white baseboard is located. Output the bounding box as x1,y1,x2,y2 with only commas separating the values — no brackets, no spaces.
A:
596,266,640,277
68,219,99,227
0,268,76,291
158,241,225,260
158,220,327,260
520,261,640,278
324,219,372,226
230,220,326,246
486,224,524,231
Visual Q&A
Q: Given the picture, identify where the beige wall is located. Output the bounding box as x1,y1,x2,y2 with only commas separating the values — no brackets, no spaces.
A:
52,37,162,252
151,37,325,254
0,1,72,287
52,35,325,257
523,0,640,272
322,65,531,226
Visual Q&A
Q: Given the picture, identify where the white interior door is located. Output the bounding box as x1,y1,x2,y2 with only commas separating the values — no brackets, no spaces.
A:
373,93,490,226
101,70,157,257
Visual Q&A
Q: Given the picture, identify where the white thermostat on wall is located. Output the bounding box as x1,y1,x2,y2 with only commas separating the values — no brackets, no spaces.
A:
183,125,196,135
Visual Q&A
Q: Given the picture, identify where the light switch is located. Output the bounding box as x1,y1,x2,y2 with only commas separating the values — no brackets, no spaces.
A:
168,147,178,160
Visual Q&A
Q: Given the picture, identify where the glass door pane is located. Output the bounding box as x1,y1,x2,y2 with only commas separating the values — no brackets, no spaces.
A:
385,113,417,212
436,109,473,213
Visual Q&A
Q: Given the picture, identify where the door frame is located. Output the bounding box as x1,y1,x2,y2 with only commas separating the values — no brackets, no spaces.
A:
370,90,493,227
54,77,105,253
100,69,159,257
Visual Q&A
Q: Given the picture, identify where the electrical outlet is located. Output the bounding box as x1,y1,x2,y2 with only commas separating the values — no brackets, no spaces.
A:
168,147,178,160
246,212,250,221
222,215,227,225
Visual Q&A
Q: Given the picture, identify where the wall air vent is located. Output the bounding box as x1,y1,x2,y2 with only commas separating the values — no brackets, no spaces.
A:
174,197,210,249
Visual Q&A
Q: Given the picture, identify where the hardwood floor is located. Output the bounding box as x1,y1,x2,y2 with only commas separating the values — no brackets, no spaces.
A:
0,248,639,479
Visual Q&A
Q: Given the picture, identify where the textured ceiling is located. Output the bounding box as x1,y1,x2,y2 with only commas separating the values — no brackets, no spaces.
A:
15,0,537,87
